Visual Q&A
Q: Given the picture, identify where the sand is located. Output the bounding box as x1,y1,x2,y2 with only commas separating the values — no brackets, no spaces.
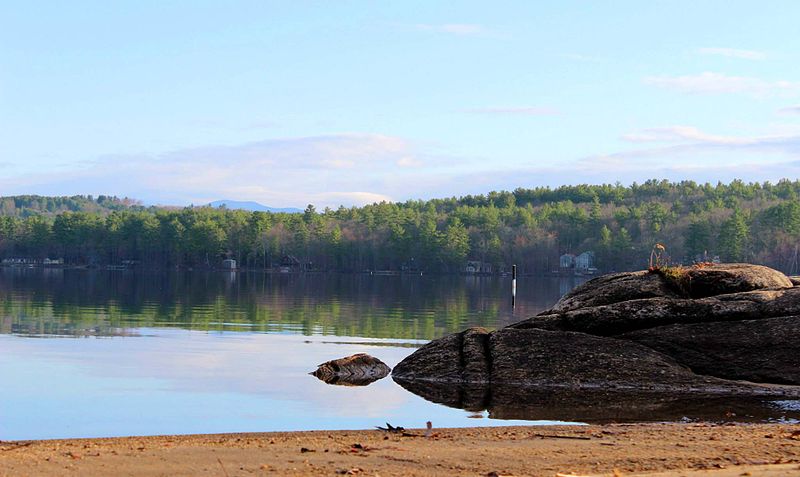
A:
1,423,799,476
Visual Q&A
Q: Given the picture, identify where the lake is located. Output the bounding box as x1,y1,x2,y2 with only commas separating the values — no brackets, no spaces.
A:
1,268,797,440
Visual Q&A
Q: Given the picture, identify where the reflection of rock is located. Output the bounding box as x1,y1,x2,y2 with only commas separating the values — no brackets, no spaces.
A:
311,353,391,386
392,263,800,393
393,378,800,423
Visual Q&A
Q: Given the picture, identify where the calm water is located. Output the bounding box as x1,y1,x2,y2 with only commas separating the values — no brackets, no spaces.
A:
1,268,797,440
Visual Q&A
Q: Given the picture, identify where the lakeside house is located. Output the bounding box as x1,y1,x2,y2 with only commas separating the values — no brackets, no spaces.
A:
279,254,302,273
464,260,492,275
559,253,576,270
559,251,598,275
222,259,237,270
2,257,64,267
575,251,594,270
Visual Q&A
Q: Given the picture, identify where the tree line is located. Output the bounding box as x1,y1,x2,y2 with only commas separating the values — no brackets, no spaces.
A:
2,179,800,274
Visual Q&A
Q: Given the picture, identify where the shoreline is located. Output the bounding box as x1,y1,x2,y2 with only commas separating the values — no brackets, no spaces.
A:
2,423,799,476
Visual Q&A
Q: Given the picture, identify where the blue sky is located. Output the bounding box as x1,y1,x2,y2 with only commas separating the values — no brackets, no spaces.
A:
3,1,800,208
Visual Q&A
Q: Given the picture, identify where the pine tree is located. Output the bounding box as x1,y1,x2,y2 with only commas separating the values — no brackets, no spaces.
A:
718,209,749,261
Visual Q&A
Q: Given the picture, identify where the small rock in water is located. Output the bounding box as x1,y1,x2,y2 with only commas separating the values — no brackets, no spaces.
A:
311,353,391,386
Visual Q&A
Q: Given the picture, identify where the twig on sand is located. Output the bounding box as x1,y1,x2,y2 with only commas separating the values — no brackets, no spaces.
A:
375,422,405,433
217,457,230,477
533,434,591,441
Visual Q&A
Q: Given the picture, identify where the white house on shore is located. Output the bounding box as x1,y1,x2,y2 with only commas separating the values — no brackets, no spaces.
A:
575,251,595,271
559,253,576,270
560,251,597,274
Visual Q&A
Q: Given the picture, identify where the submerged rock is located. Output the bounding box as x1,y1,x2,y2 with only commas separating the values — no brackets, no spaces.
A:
311,353,391,386
392,263,800,395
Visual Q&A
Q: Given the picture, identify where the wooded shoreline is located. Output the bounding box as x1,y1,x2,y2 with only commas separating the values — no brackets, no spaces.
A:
3,180,800,275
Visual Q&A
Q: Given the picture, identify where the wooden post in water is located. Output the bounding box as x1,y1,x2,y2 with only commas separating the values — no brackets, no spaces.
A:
511,264,517,309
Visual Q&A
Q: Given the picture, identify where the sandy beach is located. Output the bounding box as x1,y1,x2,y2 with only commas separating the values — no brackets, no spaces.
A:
2,423,799,476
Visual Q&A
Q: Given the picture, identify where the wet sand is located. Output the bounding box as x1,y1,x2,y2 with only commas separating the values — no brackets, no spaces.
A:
1,423,799,476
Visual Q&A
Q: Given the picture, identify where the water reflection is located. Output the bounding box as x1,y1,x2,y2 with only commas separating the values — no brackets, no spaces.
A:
394,379,800,424
2,268,797,439
0,268,585,340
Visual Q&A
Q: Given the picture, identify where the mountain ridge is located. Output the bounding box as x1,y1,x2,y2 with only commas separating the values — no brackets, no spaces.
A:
208,200,302,213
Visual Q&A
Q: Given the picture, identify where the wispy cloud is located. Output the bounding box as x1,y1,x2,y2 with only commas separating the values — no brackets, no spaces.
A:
414,23,488,36
696,47,767,60
620,126,752,145
644,72,800,98
463,106,560,116
779,105,800,115
597,126,800,168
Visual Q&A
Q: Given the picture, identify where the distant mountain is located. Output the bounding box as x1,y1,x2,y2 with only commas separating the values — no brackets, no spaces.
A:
208,200,302,213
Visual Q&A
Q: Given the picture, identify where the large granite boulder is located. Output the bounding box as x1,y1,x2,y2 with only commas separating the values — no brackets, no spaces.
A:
546,270,680,313
392,263,800,394
394,327,752,391
546,263,792,314
621,316,800,385
511,288,800,336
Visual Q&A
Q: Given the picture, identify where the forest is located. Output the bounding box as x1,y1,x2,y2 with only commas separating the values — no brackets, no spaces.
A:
1,179,800,274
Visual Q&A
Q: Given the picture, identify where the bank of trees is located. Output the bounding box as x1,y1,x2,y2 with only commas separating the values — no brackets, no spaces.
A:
2,179,800,273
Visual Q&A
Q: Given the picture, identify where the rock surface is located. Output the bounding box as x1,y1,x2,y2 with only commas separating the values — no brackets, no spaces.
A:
392,263,800,394
545,270,680,314
621,316,800,385
311,353,391,386
546,263,792,314
672,263,793,298
511,288,800,336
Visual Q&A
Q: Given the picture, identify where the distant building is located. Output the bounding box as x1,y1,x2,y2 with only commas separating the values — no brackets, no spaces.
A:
279,255,301,273
575,251,595,270
222,259,237,270
465,260,492,274
559,253,576,270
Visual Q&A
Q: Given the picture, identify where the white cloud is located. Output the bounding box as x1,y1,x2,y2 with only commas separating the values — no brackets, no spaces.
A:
696,47,767,60
396,156,424,167
592,126,800,171
8,124,800,210
464,106,560,115
414,23,487,36
620,126,752,145
0,134,426,208
644,72,800,98
779,105,800,115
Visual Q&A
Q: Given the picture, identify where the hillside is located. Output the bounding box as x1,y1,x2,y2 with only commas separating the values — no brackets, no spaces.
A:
0,195,143,217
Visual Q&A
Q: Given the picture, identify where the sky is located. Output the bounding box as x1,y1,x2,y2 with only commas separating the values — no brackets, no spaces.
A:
3,1,800,208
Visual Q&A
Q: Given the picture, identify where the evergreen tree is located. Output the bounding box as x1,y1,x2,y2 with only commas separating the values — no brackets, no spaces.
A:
718,209,749,261
685,219,712,261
